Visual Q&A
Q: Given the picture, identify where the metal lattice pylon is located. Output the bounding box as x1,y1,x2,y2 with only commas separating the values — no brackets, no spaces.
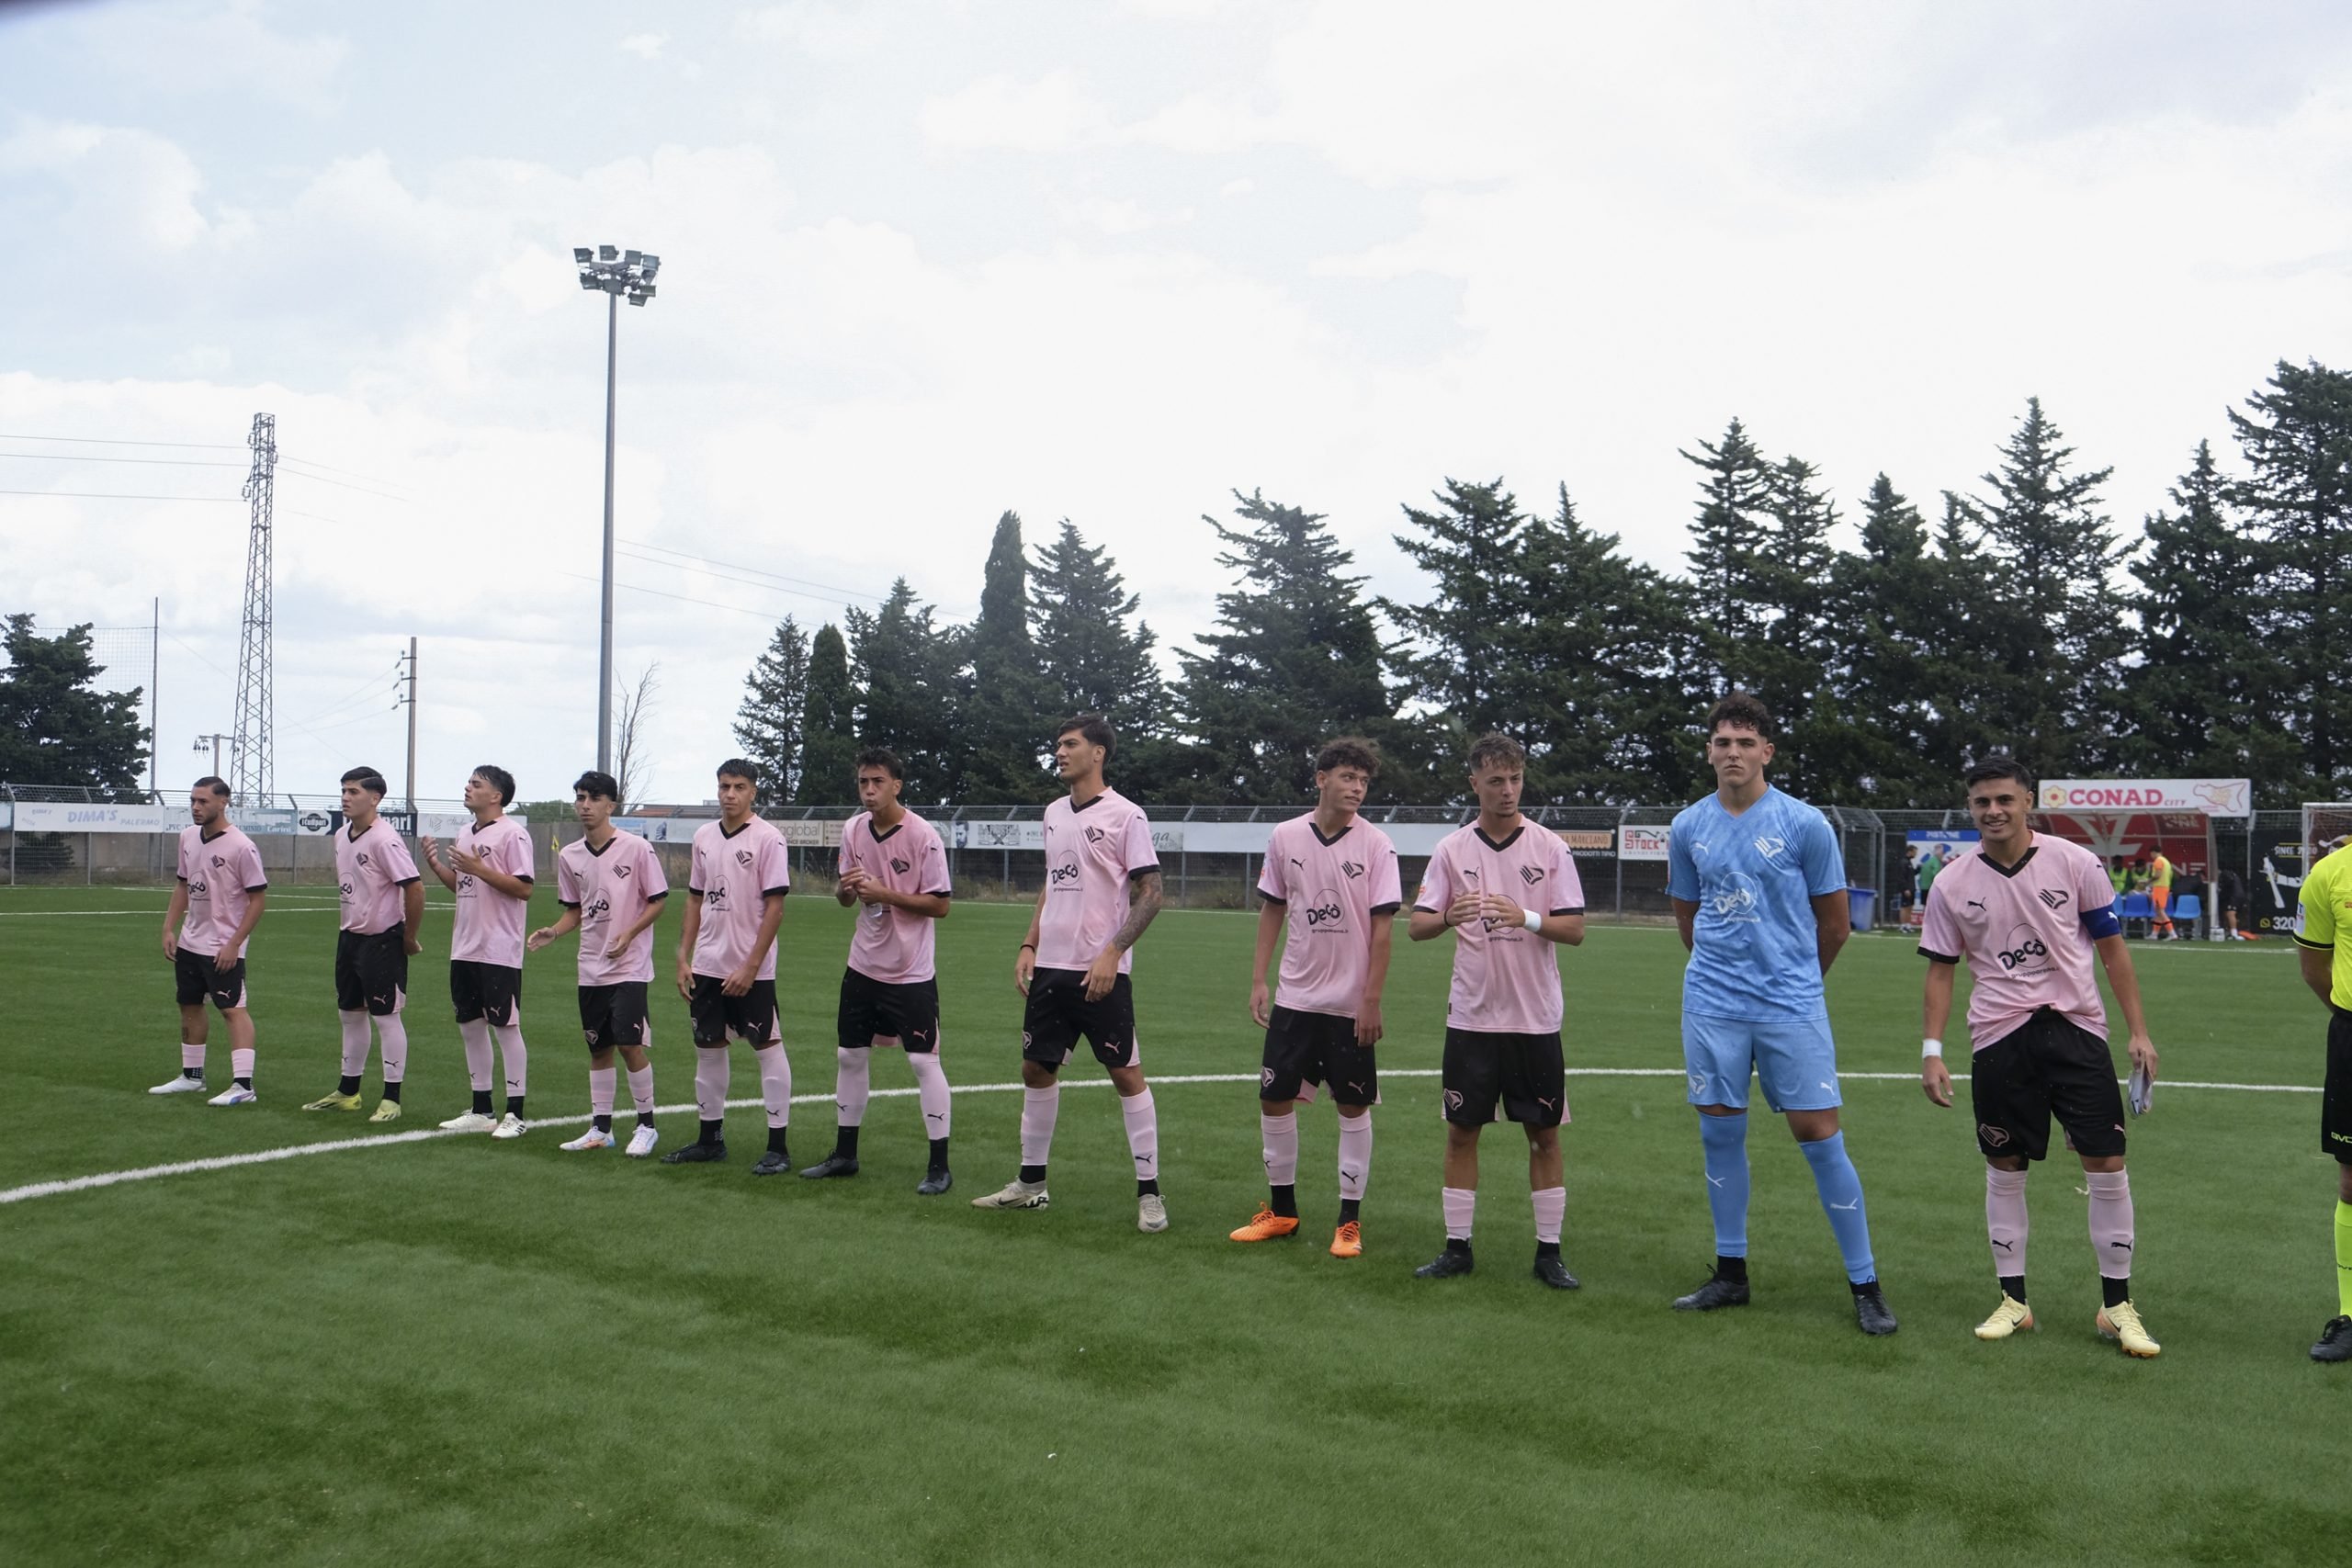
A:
230,412,275,804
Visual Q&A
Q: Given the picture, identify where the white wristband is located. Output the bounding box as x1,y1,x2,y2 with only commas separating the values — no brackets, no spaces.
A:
1921,1038,1944,1059
1522,908,1543,931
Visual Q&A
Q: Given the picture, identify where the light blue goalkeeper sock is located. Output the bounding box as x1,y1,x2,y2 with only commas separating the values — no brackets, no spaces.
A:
1801,1130,1878,1284
1698,1111,1750,1258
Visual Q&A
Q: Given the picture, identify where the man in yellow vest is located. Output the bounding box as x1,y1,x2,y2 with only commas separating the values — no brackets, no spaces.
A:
2147,851,2177,941
2297,839,2352,1361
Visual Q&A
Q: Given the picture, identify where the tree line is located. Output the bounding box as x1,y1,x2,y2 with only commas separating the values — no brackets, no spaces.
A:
737,359,2352,812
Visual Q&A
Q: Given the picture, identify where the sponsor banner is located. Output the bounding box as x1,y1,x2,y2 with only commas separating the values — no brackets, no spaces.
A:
229,807,301,836
328,809,417,837
778,819,846,849
1619,824,1671,862
611,816,696,842
13,801,183,834
1556,829,1614,855
2040,778,2251,818
416,811,473,840
952,819,1189,853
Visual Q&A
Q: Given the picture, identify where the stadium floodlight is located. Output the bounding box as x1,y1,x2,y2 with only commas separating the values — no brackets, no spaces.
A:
571,243,662,773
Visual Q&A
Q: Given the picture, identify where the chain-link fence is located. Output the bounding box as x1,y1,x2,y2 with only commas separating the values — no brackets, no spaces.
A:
0,782,1916,924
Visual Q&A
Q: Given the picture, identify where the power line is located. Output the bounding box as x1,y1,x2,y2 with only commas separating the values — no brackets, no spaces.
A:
0,489,238,502
616,537,885,604
276,464,419,504
0,432,243,449
0,451,248,468
554,570,786,622
613,549,878,611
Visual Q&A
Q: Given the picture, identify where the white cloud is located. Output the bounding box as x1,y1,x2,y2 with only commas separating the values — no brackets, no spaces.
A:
0,120,221,251
918,71,1111,152
619,32,669,61
75,0,350,114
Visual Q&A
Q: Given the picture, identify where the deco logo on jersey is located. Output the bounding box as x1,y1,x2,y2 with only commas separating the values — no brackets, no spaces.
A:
339,881,355,897
1048,857,1081,887
583,893,612,921
188,878,209,897
1996,929,2052,974
1303,890,1346,929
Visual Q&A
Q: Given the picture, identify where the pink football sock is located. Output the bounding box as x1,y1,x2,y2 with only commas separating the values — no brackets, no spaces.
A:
1121,1088,1159,1185
338,1011,371,1077
375,1013,408,1085
627,1064,656,1117
492,1022,527,1103
458,1018,494,1091
231,1047,254,1085
1532,1185,1566,1245
1020,1084,1060,1168
694,1047,730,1123
910,1050,951,1137
181,1043,207,1072
1442,1186,1476,1241
757,1044,791,1129
834,1046,870,1128
1986,1166,2030,1283
2086,1169,2135,1280
1260,1110,1299,1189
589,1066,616,1120
1336,1111,1372,1201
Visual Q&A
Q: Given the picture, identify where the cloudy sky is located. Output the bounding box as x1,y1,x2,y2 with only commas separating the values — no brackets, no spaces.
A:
6,0,2350,805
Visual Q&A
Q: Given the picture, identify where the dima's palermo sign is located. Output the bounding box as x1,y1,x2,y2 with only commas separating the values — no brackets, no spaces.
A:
2038,779,2252,818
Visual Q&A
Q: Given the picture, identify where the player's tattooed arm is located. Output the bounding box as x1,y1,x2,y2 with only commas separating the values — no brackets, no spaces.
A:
1112,869,1164,953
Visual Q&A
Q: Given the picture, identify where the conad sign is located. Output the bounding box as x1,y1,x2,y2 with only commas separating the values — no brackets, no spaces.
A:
2037,779,2251,818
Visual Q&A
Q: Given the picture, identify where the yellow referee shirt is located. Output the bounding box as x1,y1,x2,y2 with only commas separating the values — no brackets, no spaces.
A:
2298,844,2352,1010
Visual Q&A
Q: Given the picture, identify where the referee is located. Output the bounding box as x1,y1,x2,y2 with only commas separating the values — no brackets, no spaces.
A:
2297,837,2352,1361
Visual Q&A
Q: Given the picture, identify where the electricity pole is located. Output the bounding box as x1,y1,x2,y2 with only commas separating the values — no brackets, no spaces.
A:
571,244,660,772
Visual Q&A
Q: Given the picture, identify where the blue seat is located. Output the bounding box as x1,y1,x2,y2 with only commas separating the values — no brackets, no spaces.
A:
2118,893,2153,919
2173,893,2203,938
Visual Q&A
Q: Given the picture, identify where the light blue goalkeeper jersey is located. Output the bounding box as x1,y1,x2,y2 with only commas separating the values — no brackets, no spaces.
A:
1666,786,1846,1021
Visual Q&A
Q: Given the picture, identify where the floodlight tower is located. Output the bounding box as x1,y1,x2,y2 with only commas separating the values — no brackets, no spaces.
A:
230,412,276,805
573,244,660,773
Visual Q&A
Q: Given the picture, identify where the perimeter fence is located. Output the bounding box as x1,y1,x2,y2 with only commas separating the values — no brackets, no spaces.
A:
0,782,2308,930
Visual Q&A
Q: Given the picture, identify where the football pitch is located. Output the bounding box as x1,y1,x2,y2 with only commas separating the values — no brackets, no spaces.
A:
2,887,2345,1567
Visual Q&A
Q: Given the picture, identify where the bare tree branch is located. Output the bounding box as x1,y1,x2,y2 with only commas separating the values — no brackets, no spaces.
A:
614,661,661,811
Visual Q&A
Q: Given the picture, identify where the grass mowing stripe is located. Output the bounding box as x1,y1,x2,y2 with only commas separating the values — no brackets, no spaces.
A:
2,1066,2317,1207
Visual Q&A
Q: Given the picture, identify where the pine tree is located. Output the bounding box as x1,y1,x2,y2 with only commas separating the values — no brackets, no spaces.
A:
1679,419,1776,690
2227,359,2352,794
847,580,958,802
1825,476,1956,804
799,623,857,807
1378,478,1529,739
1966,398,2133,782
1030,521,1168,732
2127,440,2297,782
959,512,1056,801
732,615,808,807
1506,486,1698,803
1174,491,1393,804
0,615,149,792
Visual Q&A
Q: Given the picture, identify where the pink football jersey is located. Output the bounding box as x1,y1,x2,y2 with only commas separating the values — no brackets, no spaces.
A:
557,829,670,986
688,817,792,980
337,818,420,935
1413,821,1586,1033
1918,833,2118,1049
1036,789,1159,974
177,823,267,955
1257,813,1403,1017
840,810,952,985
449,815,536,968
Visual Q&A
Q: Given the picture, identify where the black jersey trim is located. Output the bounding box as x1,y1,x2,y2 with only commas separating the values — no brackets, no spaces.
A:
1069,792,1107,813
868,819,905,843
1473,824,1526,852
1309,819,1354,848
1918,945,1962,964
1550,906,1584,917
395,875,422,887
1369,900,1401,917
1979,845,2039,880
583,835,617,858
719,819,754,840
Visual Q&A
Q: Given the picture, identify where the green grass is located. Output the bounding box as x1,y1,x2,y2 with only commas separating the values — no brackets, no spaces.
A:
0,886,2345,1566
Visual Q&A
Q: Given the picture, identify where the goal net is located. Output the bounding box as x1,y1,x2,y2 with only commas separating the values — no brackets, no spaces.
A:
2308,802,2352,863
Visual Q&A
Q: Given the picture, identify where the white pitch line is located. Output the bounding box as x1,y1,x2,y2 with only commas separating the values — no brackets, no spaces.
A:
0,1066,2319,1207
